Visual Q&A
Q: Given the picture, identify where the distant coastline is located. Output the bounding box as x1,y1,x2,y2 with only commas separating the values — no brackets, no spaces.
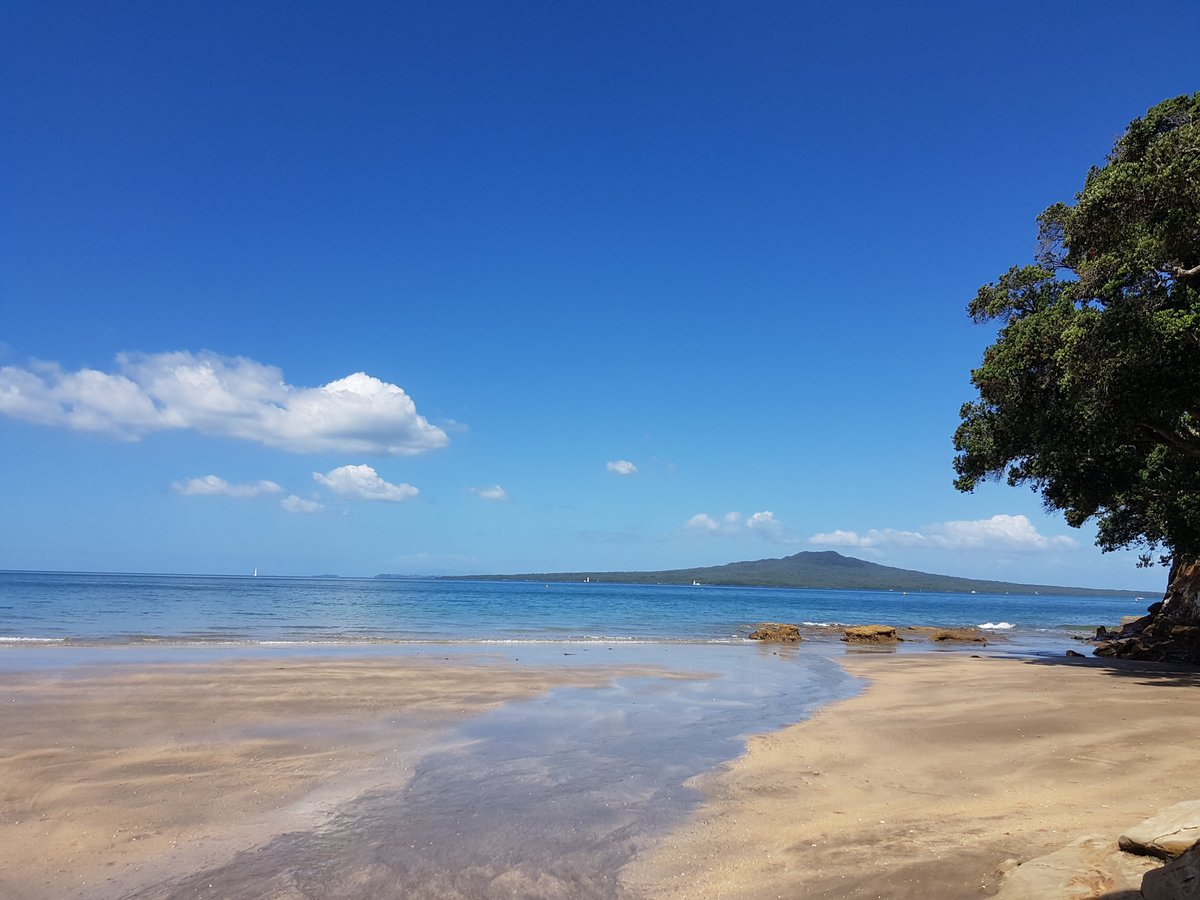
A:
425,550,1144,598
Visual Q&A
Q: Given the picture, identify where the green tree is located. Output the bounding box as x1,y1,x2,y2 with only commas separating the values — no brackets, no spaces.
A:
954,93,1200,659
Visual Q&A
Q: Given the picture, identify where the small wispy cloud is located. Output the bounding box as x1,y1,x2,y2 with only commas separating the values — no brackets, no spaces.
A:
606,459,637,476
171,475,283,498
0,351,449,455
683,510,795,543
281,494,323,514
467,484,510,502
313,464,418,502
809,514,1077,553
685,512,735,534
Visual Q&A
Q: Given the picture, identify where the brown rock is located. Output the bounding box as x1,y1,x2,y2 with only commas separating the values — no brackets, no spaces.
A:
993,835,1158,899
1123,615,1154,636
901,625,1002,644
1119,800,1200,860
843,624,899,643
1095,637,1149,659
1094,629,1200,664
928,627,989,644
1065,649,1085,657
1141,841,1200,900
748,623,802,643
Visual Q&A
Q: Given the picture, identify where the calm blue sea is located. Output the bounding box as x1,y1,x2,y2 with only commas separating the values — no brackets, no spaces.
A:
0,570,1152,649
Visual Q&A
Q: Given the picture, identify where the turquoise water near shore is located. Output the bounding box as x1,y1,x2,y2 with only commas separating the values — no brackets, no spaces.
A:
0,570,1150,647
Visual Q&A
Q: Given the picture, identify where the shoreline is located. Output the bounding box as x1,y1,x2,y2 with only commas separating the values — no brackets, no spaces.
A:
625,652,1200,898
5,643,1196,898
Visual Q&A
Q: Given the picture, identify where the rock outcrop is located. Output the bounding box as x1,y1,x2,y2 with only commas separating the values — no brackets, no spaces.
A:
994,800,1200,899
1095,559,1200,664
747,623,802,642
842,624,899,643
1141,841,1200,899
896,625,989,643
1119,800,1200,860
992,836,1157,899
928,627,989,643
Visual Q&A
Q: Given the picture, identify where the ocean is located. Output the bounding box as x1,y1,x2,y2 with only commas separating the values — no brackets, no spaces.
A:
0,570,1151,649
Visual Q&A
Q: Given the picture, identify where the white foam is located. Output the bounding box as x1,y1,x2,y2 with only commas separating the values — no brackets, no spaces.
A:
0,636,63,643
978,622,1014,630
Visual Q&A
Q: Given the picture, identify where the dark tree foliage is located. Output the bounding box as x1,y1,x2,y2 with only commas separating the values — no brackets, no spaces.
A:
954,93,1200,570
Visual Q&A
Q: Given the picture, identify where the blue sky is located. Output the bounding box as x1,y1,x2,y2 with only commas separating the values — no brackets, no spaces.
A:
1,1,1196,589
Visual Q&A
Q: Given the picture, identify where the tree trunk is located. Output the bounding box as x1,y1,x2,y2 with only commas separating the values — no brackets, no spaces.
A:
1161,557,1200,625
1094,557,1200,663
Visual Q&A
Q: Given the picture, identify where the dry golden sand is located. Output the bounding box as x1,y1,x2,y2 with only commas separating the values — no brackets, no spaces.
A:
0,654,636,899
624,653,1200,899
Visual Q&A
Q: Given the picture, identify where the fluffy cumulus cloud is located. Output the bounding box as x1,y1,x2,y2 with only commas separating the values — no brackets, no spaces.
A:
606,459,638,476
684,510,794,542
171,475,283,498
467,484,510,502
313,464,418,502
809,514,1077,553
280,494,323,514
685,512,738,534
0,351,449,455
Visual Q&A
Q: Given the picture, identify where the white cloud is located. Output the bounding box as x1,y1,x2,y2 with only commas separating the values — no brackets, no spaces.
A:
0,351,449,455
468,484,510,502
746,510,780,532
684,510,795,543
313,464,418,502
685,513,721,532
809,514,1077,553
281,494,323,514
606,459,638,476
171,475,283,498
809,527,928,549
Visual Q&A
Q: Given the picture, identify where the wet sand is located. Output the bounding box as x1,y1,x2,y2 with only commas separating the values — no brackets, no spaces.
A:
0,654,642,899
626,652,1200,899
8,649,1200,899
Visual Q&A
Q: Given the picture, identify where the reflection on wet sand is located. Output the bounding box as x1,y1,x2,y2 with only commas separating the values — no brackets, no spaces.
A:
118,647,855,899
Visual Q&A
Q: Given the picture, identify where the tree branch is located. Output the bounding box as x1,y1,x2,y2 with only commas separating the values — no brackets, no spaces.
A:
1174,263,1200,282
1140,421,1200,458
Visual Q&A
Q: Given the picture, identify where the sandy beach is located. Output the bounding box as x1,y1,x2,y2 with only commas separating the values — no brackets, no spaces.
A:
4,649,1199,899
0,654,646,899
627,652,1200,899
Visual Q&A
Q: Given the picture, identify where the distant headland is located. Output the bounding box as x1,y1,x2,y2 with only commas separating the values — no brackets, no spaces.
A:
418,550,1142,598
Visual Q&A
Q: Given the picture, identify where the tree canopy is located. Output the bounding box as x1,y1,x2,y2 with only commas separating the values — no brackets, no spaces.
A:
954,93,1200,567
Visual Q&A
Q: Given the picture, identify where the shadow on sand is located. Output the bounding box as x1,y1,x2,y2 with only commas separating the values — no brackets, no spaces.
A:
1021,653,1200,687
